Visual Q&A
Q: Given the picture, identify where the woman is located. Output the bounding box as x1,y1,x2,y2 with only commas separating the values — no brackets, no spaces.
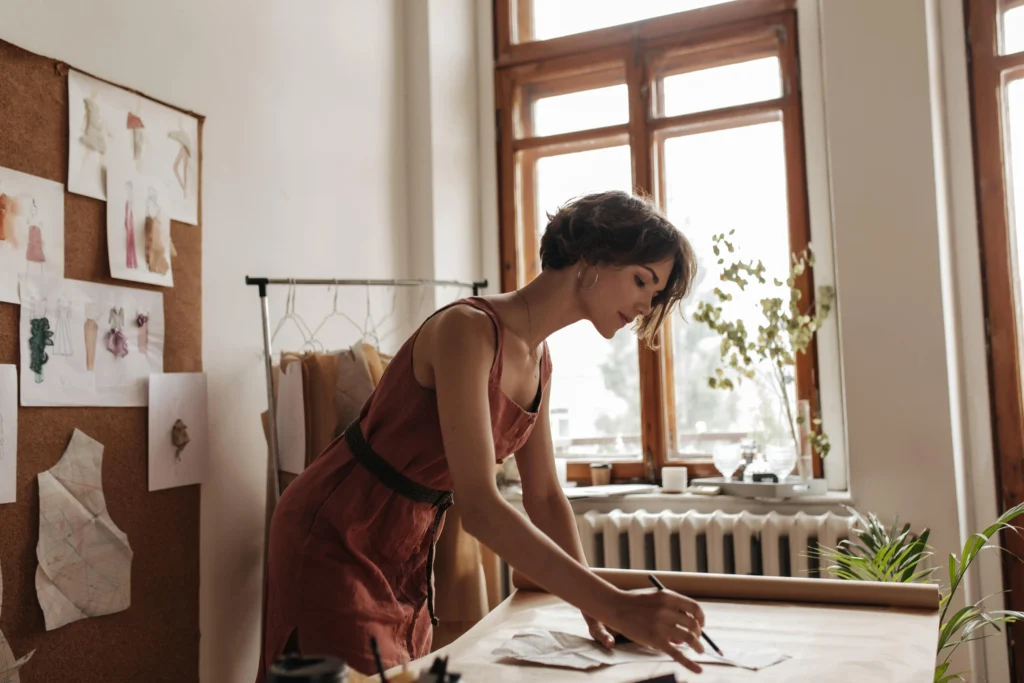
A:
258,190,706,679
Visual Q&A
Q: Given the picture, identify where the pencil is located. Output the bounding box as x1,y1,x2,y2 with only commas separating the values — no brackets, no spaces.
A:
648,573,723,657
370,635,388,682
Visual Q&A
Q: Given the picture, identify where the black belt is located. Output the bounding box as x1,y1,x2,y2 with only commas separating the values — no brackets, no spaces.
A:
344,420,453,627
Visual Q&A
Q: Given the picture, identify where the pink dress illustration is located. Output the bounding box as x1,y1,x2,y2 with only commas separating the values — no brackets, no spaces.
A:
26,225,45,271
125,198,138,269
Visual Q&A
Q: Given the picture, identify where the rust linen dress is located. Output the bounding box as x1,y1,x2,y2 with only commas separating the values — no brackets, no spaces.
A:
258,297,552,678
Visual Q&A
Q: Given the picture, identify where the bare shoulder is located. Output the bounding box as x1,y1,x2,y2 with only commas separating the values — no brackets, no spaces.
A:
414,304,497,387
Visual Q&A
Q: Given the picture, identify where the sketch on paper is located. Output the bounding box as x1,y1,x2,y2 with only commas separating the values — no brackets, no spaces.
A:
0,166,64,304
0,555,35,682
68,69,199,225
19,274,164,407
0,366,16,505
149,373,208,491
36,429,132,631
106,158,174,287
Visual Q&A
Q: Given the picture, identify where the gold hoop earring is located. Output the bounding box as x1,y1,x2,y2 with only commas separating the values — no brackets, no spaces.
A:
577,266,599,291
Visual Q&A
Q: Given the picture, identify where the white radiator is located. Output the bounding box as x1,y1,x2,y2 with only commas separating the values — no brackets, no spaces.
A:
575,509,857,578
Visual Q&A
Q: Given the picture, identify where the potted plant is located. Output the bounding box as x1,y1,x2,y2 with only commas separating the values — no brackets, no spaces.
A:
811,503,1024,682
693,231,835,479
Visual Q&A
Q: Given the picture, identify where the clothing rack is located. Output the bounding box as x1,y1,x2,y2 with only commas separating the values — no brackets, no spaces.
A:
243,275,488,546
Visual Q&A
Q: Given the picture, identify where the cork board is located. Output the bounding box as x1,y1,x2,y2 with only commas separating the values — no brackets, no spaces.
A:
0,39,202,682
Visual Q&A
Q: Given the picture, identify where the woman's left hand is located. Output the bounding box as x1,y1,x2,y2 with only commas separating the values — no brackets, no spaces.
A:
583,612,617,649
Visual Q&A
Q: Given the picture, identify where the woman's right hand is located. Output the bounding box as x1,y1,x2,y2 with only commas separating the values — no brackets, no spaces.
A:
603,587,707,674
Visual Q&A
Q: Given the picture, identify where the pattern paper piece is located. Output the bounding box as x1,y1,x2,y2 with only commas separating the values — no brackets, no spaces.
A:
277,361,306,475
0,166,65,304
36,429,132,631
0,366,16,505
0,556,35,682
106,157,174,287
491,629,789,671
19,274,164,407
148,373,208,491
68,70,199,225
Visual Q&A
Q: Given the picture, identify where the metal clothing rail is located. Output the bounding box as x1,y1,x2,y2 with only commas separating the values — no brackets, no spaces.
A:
243,275,488,549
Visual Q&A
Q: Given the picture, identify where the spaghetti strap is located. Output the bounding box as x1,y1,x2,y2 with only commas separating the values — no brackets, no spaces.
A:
409,296,504,382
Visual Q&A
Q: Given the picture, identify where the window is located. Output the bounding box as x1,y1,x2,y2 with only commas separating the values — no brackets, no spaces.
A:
966,0,1024,677
495,0,817,483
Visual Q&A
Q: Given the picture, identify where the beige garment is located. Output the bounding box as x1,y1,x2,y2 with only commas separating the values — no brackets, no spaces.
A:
301,351,342,465
333,344,376,439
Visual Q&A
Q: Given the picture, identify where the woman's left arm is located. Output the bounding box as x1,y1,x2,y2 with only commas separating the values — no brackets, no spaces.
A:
516,378,617,648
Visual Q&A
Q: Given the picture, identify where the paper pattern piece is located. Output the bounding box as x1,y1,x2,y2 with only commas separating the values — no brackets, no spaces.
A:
19,274,164,407
148,373,209,491
0,366,16,505
277,360,306,475
0,166,65,304
0,556,35,682
106,156,174,287
36,429,132,631
491,629,789,672
68,70,199,225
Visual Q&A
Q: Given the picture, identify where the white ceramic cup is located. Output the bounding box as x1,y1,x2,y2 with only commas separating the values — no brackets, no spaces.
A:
661,466,688,493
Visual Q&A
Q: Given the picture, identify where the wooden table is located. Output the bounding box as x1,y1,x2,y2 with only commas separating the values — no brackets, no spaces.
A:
393,569,941,682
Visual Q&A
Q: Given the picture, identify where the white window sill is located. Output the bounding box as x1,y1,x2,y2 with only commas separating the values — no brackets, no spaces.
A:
501,485,853,516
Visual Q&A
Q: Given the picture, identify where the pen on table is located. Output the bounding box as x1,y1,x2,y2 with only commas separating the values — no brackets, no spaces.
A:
648,573,723,657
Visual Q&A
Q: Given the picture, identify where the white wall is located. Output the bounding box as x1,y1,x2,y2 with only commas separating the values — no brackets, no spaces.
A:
816,0,1005,680
0,2,411,681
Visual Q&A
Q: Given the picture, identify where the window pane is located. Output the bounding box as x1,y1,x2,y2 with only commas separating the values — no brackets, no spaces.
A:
532,85,629,137
1004,79,1024,374
661,122,795,457
529,0,736,42
661,57,781,118
533,145,640,460
1002,1,1024,55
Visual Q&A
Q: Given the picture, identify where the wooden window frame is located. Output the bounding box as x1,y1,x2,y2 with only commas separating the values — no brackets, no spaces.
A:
495,0,819,484
965,0,1024,677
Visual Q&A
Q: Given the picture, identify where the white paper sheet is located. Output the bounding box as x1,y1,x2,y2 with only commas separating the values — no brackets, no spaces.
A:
68,70,199,225
0,555,35,682
36,429,133,631
149,373,208,491
0,366,17,505
491,629,789,672
19,274,164,407
106,156,174,288
0,166,64,304
277,360,306,475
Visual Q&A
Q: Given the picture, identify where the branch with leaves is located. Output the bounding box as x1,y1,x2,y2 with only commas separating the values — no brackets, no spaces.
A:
692,231,835,458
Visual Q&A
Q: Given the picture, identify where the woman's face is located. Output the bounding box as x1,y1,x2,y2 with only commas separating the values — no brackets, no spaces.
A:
581,257,675,339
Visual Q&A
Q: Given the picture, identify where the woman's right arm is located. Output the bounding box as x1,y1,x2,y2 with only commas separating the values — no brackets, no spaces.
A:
430,306,706,674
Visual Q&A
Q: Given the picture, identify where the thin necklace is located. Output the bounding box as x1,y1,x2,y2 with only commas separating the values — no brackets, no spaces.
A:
515,289,532,341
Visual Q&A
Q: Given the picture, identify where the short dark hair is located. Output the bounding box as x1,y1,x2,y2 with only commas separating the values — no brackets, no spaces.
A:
539,190,697,347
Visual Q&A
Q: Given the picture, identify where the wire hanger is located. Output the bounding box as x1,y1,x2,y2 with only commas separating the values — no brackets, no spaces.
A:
362,285,381,348
311,280,369,343
271,280,320,351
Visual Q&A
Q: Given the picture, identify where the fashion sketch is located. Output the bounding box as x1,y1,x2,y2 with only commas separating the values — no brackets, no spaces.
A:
143,188,171,275
124,181,138,269
53,299,73,357
127,111,145,163
80,97,107,154
0,180,19,248
168,127,192,196
25,199,45,275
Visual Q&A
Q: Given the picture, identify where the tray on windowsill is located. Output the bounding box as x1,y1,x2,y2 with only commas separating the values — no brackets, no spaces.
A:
691,476,828,500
